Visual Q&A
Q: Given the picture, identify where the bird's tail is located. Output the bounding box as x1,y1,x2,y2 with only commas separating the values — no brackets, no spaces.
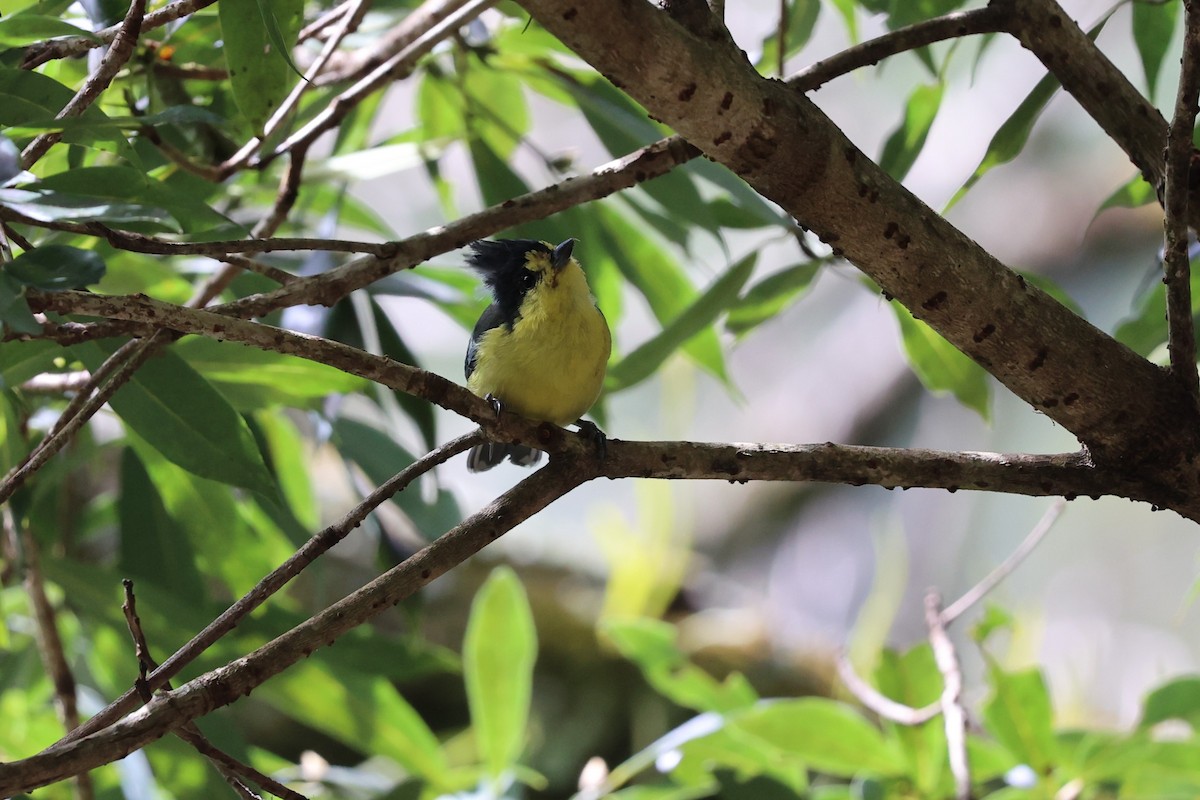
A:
466,442,543,472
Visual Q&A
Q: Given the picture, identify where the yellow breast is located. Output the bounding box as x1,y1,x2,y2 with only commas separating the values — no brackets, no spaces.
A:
468,263,611,426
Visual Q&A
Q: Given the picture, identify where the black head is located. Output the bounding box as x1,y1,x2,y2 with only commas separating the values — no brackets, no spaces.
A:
466,238,576,327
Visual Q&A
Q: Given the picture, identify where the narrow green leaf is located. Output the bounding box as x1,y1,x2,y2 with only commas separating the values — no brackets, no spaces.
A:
173,335,366,410
464,567,537,780
829,0,858,42
602,617,758,714
594,203,728,382
948,16,1108,210
0,15,97,47
219,0,303,134
6,245,105,291
892,301,991,420
464,57,530,159
879,83,944,181
982,664,1057,771
118,448,207,603
72,340,275,495
607,253,756,391
253,410,318,531
0,273,40,335
726,262,820,336
756,0,821,73
733,699,907,777
0,389,29,474
0,339,59,387
333,417,415,485
1133,0,1180,100
875,646,947,794
1099,173,1157,212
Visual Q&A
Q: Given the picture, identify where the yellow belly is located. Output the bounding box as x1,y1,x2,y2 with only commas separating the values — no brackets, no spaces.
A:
468,305,610,426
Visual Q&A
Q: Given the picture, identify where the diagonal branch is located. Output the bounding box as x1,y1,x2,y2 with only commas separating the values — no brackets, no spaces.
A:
0,463,587,797
61,431,482,745
21,0,147,168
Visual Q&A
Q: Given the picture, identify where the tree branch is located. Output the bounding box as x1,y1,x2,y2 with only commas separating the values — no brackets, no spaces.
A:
21,0,147,168
1162,1,1200,399
60,431,483,745
514,0,1200,476
0,463,586,797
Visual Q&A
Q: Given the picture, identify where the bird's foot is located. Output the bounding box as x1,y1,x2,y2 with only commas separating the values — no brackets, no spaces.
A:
574,419,607,460
484,393,504,418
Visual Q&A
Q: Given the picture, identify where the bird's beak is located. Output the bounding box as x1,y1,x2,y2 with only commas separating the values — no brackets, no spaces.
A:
551,238,576,271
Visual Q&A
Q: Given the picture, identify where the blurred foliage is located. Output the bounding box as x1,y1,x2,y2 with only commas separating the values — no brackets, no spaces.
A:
0,0,1197,797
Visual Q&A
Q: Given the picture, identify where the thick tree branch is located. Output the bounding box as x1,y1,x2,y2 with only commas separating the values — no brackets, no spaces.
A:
1163,1,1200,400
0,464,587,797
514,0,1200,478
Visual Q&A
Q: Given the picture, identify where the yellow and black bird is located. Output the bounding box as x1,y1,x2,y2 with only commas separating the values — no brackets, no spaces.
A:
464,238,611,471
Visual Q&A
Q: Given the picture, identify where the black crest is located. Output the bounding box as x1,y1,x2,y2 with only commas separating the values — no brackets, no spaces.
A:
466,239,551,328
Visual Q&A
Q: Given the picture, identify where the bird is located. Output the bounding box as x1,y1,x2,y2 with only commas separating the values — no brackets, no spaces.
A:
463,237,611,472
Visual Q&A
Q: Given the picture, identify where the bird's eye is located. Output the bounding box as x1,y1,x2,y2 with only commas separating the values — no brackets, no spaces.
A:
520,270,539,290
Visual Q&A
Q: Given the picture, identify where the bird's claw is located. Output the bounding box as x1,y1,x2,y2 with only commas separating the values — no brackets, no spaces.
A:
575,419,607,460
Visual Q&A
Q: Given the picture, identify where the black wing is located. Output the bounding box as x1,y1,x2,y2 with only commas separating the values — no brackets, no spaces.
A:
465,302,506,380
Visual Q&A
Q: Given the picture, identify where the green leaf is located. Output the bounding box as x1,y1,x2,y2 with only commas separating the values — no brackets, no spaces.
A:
602,617,758,714
594,203,728,383
970,603,1014,644
874,646,947,794
892,301,991,419
1099,173,1158,211
0,187,177,232
464,567,537,780
732,699,907,777
72,340,275,495
756,0,821,73
219,0,303,134
879,83,943,181
464,56,530,159
0,389,29,474
253,410,318,530
0,14,98,47
333,417,416,486
0,339,59,387
1140,676,1200,729
1133,0,1180,100
948,15,1108,210
726,262,820,336
607,253,755,391
173,336,367,410
118,448,207,604
0,272,40,335
6,245,105,291
982,664,1057,772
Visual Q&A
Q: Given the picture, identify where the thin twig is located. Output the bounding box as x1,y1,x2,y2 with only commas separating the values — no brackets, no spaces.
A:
925,591,969,800
60,431,483,745
5,507,95,800
21,0,147,168
251,0,499,170
835,651,941,725
1162,0,1200,400
122,582,309,800
941,498,1067,624
315,0,476,85
20,371,93,395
